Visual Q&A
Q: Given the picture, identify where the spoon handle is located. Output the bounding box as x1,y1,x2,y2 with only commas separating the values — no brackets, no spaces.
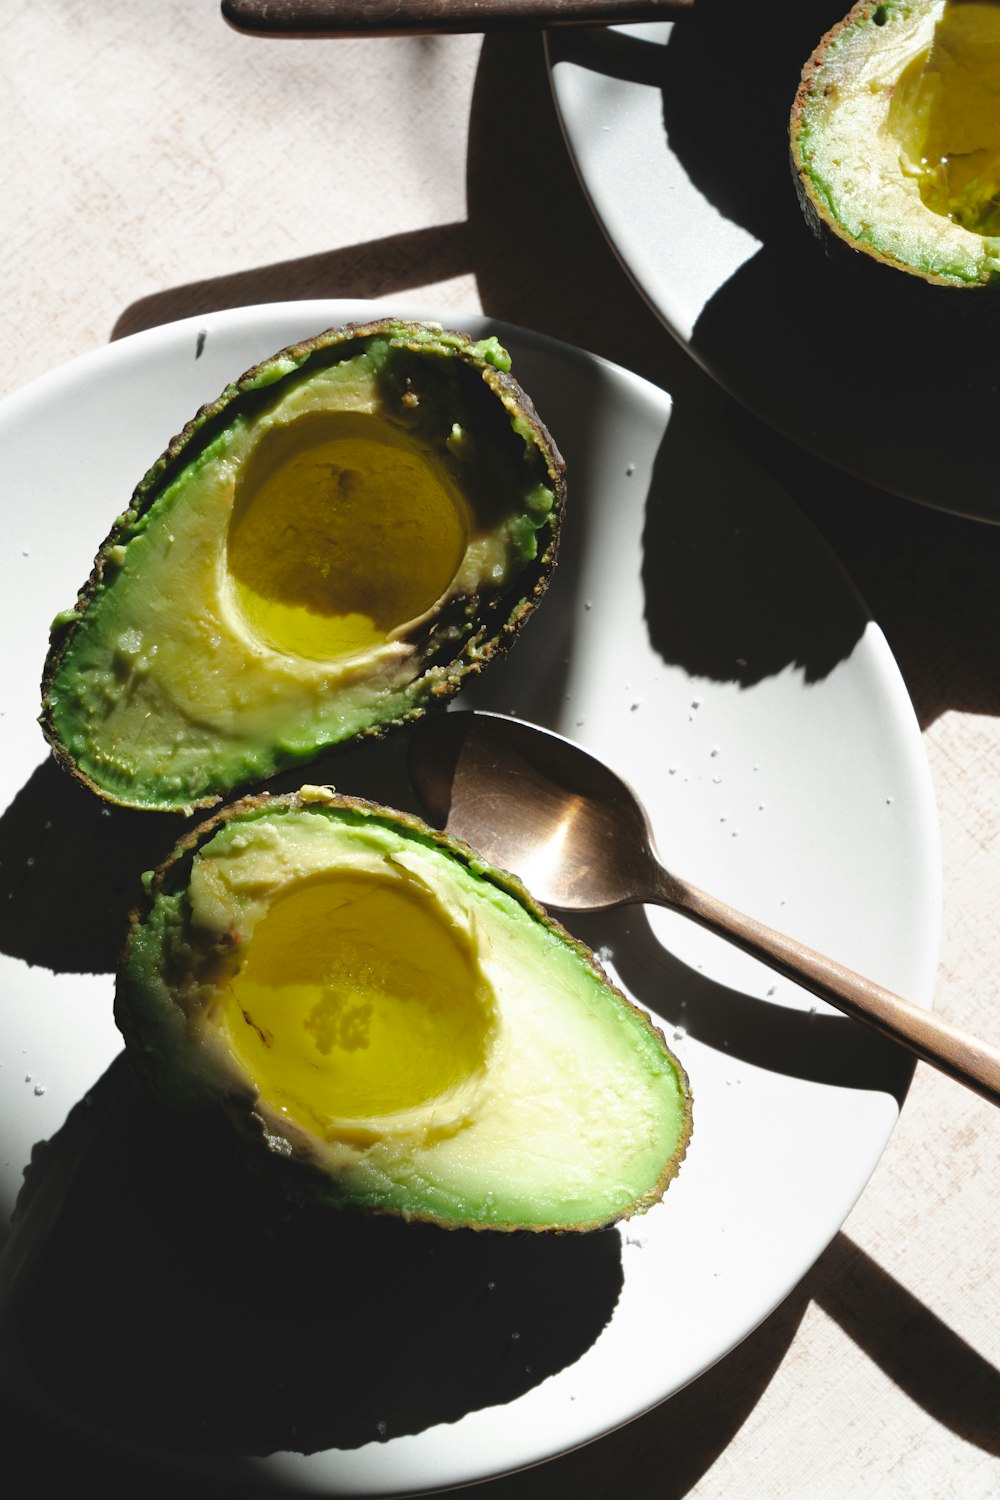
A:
656,873,1000,1107
222,0,697,36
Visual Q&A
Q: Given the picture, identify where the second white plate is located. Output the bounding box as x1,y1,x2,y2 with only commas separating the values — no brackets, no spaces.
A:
547,10,1000,521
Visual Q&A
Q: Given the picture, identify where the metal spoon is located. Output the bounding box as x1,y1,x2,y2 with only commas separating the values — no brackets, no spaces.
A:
408,710,1000,1107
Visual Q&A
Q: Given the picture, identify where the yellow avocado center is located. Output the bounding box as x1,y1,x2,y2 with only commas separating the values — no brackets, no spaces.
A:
889,2,1000,234
220,870,493,1136
226,411,469,662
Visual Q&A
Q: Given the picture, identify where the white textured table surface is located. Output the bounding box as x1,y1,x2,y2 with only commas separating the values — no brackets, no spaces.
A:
3,4,999,1497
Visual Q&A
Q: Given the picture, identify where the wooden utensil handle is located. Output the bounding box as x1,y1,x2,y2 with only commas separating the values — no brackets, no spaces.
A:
222,0,697,38
657,874,1000,1107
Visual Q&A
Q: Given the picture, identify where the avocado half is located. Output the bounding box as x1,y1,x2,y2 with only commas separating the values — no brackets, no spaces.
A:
40,320,565,813
115,789,693,1232
790,0,1000,287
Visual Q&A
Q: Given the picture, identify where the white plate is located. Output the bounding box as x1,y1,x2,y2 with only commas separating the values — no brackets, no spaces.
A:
0,300,939,1495
547,11,1000,521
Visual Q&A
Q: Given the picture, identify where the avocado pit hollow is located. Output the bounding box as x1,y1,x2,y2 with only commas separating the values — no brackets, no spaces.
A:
217,867,496,1142
889,1,1000,234
226,411,470,664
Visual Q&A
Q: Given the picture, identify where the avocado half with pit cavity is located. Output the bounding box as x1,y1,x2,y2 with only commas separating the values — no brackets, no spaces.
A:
40,320,565,813
115,789,693,1231
790,0,1000,287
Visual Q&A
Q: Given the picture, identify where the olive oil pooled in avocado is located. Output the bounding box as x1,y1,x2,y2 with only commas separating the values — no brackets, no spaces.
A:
116,789,693,1231
791,0,1000,286
41,320,565,812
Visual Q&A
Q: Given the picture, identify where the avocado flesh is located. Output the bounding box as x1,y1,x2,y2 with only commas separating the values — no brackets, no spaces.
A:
791,1,1000,285
41,323,563,812
116,791,692,1231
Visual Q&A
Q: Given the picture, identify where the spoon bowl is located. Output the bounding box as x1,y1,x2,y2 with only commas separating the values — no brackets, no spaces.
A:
409,710,1000,1107
409,708,664,911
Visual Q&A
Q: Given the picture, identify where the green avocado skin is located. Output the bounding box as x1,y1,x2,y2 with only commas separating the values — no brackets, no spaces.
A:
115,792,693,1233
40,321,566,812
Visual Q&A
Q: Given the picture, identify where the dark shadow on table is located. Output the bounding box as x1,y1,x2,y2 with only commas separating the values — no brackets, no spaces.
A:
475,1223,1000,1500
5,1205,997,1500
0,1054,625,1468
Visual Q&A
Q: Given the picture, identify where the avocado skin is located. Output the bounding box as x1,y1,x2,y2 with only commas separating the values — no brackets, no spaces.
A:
115,789,693,1233
39,320,566,812
790,0,1000,294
